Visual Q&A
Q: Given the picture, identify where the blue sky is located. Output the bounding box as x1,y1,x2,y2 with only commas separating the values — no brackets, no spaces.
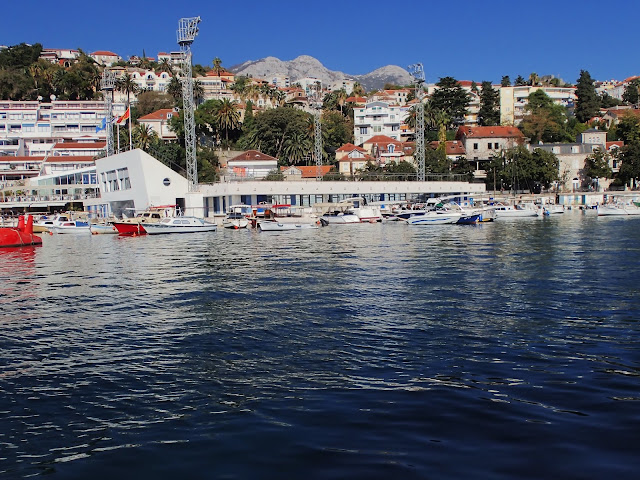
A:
4,0,639,84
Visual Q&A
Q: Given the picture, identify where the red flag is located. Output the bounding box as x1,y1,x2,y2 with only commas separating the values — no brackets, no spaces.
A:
117,107,130,124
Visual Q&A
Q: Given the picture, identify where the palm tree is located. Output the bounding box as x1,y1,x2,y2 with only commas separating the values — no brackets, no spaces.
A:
352,82,365,97
133,123,158,151
529,72,540,86
212,57,224,76
116,73,140,108
167,76,182,103
283,132,312,165
214,98,241,146
336,89,348,114
157,59,173,75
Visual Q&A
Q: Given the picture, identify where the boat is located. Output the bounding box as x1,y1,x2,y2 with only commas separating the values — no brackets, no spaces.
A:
340,198,382,223
313,202,360,226
405,204,462,225
597,203,640,216
142,216,217,234
113,205,176,236
493,202,540,218
89,221,118,235
223,205,251,229
0,215,42,248
47,213,91,234
33,216,56,233
257,221,319,231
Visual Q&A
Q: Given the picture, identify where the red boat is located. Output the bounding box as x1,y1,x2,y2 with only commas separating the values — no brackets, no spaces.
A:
112,206,176,236
0,215,43,248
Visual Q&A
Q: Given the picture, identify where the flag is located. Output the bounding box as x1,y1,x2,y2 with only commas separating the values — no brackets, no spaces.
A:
116,107,130,125
95,117,107,133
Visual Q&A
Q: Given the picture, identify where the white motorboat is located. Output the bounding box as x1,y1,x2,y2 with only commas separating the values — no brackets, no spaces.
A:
223,209,250,229
493,202,539,218
341,198,382,223
405,207,462,225
597,204,640,216
257,220,319,231
143,216,217,234
89,222,118,234
47,214,92,234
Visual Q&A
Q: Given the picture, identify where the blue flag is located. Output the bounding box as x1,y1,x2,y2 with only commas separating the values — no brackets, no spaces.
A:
96,117,107,133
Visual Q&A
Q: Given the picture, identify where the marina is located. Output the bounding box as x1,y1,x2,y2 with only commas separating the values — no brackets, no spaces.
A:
1,211,639,478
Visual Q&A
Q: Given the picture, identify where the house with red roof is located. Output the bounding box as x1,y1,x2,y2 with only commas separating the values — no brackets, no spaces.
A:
335,143,376,177
455,126,525,178
429,140,466,160
280,165,335,180
138,109,178,140
91,51,122,66
226,150,278,179
361,135,408,165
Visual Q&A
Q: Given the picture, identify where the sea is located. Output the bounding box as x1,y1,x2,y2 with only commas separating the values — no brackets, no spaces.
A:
1,211,639,479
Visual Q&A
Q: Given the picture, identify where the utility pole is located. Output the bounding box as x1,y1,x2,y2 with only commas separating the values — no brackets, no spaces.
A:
407,63,425,181
177,16,201,191
100,69,116,157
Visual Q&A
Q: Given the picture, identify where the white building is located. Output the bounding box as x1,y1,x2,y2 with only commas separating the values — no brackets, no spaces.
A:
91,51,122,66
353,100,409,146
138,109,178,141
500,85,577,125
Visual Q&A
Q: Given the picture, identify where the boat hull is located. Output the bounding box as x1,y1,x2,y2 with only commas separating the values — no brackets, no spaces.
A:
258,221,318,231
113,222,148,235
143,225,217,234
405,212,461,225
0,228,42,248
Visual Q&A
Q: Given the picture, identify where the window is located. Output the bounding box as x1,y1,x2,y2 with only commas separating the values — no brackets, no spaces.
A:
473,143,478,150
373,126,381,133
488,143,492,149
360,127,368,134
494,142,499,149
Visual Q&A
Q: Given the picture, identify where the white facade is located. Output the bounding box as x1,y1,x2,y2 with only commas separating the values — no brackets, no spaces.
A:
353,101,409,145
129,70,173,93
93,149,189,217
500,85,577,125
0,100,126,157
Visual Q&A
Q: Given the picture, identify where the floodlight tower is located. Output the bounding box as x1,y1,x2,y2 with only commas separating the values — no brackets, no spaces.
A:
407,63,425,181
310,81,323,180
177,16,201,191
101,69,116,157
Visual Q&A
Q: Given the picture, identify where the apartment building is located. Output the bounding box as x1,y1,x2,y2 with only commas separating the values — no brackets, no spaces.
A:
353,100,410,146
455,126,525,178
500,85,577,125
0,100,124,157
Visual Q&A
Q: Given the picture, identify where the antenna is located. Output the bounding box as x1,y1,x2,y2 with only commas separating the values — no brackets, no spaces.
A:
101,69,116,157
407,63,425,181
309,81,323,180
177,16,201,191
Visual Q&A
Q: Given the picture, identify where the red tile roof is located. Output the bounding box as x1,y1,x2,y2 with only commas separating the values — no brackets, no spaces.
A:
362,135,403,147
0,156,45,162
429,140,466,155
92,51,118,56
280,165,335,178
336,143,366,153
52,141,106,149
456,126,524,139
229,150,277,162
139,109,176,121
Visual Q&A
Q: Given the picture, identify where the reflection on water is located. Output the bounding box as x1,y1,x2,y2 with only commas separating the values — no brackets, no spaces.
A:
1,213,639,479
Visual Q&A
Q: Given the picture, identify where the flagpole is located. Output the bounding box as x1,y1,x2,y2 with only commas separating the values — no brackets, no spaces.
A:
117,123,120,152
128,112,133,150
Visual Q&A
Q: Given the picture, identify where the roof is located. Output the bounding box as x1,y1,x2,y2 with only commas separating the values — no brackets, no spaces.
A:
336,143,366,153
45,155,96,163
139,109,176,121
606,141,624,150
52,141,106,149
228,150,278,162
430,140,466,155
363,135,403,147
280,165,334,178
0,156,45,162
338,153,375,163
456,126,524,139
92,51,118,56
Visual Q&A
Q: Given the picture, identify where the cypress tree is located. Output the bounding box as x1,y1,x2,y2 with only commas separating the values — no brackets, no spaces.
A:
575,70,599,123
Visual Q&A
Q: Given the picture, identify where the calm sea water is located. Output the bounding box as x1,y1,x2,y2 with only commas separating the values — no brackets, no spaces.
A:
1,211,639,479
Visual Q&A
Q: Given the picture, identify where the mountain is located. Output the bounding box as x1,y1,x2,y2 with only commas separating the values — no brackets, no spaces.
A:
229,55,414,91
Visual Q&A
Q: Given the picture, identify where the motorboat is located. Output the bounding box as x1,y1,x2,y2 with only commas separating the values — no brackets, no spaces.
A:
313,202,360,226
339,198,382,222
223,205,251,229
143,216,217,235
405,205,462,225
493,202,539,218
257,220,319,231
113,205,176,235
90,222,118,235
597,203,640,216
47,213,91,234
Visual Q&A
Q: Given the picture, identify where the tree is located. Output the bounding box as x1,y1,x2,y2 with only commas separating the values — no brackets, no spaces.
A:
429,77,470,126
575,70,599,123
622,79,640,105
212,57,224,76
515,75,527,86
584,147,613,189
599,92,622,109
239,107,310,160
528,72,540,86
282,131,312,164
133,123,158,151
214,98,241,145
498,146,559,191
167,76,183,104
613,111,640,143
521,90,572,143
352,82,365,97
478,81,500,126
385,160,416,180
134,91,174,117
425,145,451,174
616,141,640,188
322,110,353,156
501,76,511,87
116,73,140,107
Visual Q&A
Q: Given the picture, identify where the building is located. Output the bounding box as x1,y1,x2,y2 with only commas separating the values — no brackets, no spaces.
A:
0,99,124,157
500,85,577,125
91,51,122,66
362,135,407,166
353,100,409,145
455,126,525,178
226,150,278,180
129,69,173,93
138,109,178,141
336,143,375,177
199,69,236,101
280,165,334,180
